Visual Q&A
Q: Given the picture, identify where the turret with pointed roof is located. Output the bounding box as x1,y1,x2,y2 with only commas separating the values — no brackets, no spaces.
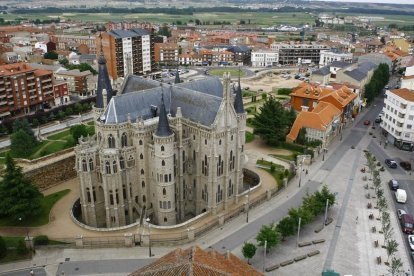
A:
96,35,114,109
234,76,245,114
155,93,173,137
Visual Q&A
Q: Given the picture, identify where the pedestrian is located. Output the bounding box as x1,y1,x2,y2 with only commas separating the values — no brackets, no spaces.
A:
306,169,308,175
356,216,358,224
30,269,34,275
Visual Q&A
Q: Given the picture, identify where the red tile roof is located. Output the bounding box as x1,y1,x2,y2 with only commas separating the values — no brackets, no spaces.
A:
129,246,263,276
389,88,414,102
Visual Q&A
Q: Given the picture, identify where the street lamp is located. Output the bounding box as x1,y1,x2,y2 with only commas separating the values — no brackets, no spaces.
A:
298,156,304,188
146,218,152,257
245,190,250,223
18,217,29,241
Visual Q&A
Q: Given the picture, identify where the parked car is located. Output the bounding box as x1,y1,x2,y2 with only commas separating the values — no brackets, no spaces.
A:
395,189,407,203
409,235,414,250
385,159,398,169
401,214,414,234
389,179,400,191
397,209,407,219
363,120,370,125
375,117,382,123
400,161,411,171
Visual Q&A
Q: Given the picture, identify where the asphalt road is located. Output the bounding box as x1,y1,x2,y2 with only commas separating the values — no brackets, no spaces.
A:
0,267,46,276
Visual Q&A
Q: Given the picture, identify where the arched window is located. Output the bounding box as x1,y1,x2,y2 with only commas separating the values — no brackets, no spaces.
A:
123,185,127,199
113,161,118,173
139,140,143,145
89,158,94,171
162,160,165,166
163,188,166,196
142,195,146,203
82,159,87,171
140,153,143,159
92,187,96,202
120,157,125,170
168,201,171,209
105,161,111,174
231,135,233,141
109,190,114,205
164,217,167,222
161,145,165,151
219,139,222,145
108,134,115,148
205,139,207,145
162,201,167,209
141,169,144,175
121,132,128,147
169,174,171,182
142,181,145,188
115,189,119,204
164,174,168,182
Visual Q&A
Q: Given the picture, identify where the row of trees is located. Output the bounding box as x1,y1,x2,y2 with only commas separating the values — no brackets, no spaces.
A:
364,63,390,104
365,151,403,275
242,185,336,263
251,96,296,147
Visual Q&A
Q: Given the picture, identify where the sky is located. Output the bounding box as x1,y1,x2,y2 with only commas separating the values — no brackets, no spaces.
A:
320,0,413,4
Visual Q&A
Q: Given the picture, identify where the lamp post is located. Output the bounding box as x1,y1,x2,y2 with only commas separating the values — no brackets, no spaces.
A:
245,192,250,223
18,217,29,240
298,156,304,188
146,218,152,257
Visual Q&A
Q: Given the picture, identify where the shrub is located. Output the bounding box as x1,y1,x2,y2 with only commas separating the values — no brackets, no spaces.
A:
270,164,276,173
277,88,292,95
0,236,6,259
34,235,49,246
281,142,305,153
16,239,29,255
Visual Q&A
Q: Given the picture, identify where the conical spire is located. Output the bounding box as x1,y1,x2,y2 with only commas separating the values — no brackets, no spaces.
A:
174,69,181,84
234,74,244,113
96,32,114,109
155,94,173,137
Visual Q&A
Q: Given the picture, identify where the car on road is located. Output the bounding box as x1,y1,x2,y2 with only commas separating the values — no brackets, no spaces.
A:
401,214,414,233
400,161,411,171
385,159,398,169
397,209,407,219
389,179,400,191
409,235,414,250
375,117,382,123
396,189,407,203
363,120,371,125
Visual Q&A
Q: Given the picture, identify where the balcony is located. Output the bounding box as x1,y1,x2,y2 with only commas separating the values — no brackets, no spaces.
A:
398,113,405,119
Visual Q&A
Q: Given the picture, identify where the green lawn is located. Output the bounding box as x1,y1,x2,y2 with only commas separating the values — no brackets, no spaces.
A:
256,160,290,189
269,153,296,162
0,236,31,263
0,189,71,227
47,129,70,141
209,68,246,78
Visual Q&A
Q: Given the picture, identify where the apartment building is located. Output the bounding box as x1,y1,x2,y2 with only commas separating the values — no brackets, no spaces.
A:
55,69,94,98
271,43,329,65
50,35,96,54
319,50,353,66
154,43,179,66
381,88,414,151
251,49,278,67
98,29,155,80
0,63,54,119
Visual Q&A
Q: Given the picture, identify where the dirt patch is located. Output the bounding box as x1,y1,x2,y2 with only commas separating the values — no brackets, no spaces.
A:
242,72,302,93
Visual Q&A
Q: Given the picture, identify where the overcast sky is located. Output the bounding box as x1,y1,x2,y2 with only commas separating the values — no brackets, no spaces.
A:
320,0,413,4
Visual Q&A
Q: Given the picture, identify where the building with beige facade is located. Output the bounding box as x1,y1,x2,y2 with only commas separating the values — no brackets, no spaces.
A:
75,51,247,228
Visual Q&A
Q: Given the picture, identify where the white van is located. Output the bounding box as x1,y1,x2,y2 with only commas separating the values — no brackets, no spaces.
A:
395,189,407,203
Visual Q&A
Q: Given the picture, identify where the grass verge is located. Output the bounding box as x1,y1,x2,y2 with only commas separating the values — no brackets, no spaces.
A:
246,131,254,143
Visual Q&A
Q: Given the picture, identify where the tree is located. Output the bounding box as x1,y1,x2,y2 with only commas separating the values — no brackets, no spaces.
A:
44,51,58,60
252,97,296,146
276,216,296,239
10,130,37,158
0,154,43,221
296,128,307,145
70,124,89,144
59,58,69,66
0,236,6,259
385,239,398,262
387,257,403,276
242,242,256,264
256,224,280,252
158,25,171,37
66,63,97,75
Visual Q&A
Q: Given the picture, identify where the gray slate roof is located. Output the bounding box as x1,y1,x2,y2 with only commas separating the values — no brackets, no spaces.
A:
343,61,377,81
175,77,223,98
330,61,352,68
96,52,114,108
108,28,150,39
313,66,330,76
121,75,160,94
102,78,223,127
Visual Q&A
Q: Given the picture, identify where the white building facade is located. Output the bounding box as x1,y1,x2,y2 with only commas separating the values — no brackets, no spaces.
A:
381,88,414,151
251,50,279,67
319,50,353,66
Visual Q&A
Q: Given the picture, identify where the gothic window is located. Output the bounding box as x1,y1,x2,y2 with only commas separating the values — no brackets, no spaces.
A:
193,135,195,140
127,156,135,167
216,185,223,203
86,187,91,203
92,187,96,202
109,190,114,205
193,150,196,160
168,201,171,209
228,179,233,197
105,161,111,174
135,196,138,204
89,158,94,171
121,132,128,147
162,160,165,166
141,169,144,175
108,134,115,148
161,145,165,152
204,184,208,202
98,132,102,143
82,159,87,171
123,185,127,199
169,174,171,182
120,157,125,170
139,140,143,145
115,189,119,204
183,181,186,199
159,201,162,208
164,217,167,222
163,188,166,196
142,195,146,203
164,174,168,182
193,179,196,189
217,155,223,176
113,161,118,173
231,135,233,141
140,153,143,159
219,139,222,145
163,201,167,209
142,181,145,188
229,151,234,171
